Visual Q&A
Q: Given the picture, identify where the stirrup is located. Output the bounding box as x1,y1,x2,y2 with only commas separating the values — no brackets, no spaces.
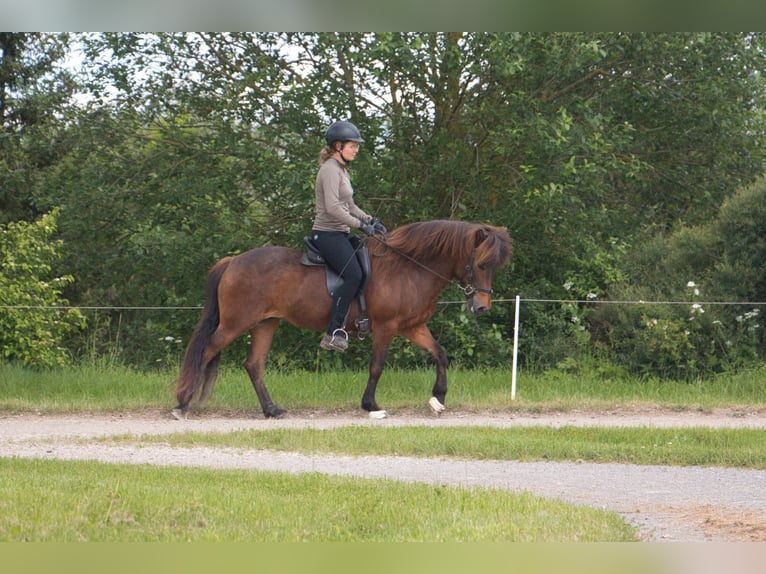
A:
332,328,349,342
355,316,370,340
320,329,349,352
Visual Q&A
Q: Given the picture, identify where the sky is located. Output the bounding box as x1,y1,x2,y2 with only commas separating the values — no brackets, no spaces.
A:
6,0,761,32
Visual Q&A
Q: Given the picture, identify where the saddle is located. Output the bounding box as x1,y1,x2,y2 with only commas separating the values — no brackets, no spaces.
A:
300,235,372,338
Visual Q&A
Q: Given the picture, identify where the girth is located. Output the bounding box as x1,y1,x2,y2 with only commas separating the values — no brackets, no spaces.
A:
300,235,372,338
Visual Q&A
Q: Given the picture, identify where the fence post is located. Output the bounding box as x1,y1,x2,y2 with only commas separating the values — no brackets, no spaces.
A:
511,294,520,400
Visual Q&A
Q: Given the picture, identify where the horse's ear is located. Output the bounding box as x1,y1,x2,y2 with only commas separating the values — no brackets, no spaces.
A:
473,225,490,246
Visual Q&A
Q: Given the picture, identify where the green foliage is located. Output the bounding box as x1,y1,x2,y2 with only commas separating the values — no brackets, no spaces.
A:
0,33,74,224
0,211,85,367
591,177,766,378
3,33,766,373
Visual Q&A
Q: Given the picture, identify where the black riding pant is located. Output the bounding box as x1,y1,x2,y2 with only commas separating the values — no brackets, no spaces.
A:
311,230,364,334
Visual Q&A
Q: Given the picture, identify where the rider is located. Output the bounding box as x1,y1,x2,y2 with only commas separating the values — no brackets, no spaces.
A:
312,120,384,352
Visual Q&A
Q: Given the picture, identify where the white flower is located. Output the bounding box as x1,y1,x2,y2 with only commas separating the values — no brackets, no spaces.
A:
686,281,696,288
586,292,597,300
563,282,574,291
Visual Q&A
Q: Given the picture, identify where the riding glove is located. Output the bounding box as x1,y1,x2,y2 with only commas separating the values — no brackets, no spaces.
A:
371,218,388,235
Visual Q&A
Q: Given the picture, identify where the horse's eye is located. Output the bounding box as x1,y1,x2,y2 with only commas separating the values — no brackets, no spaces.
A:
478,264,486,271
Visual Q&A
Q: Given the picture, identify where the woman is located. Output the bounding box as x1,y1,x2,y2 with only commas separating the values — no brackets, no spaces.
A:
311,120,381,352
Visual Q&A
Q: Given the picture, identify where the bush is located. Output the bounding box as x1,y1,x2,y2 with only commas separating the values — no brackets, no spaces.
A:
0,210,86,368
590,177,766,378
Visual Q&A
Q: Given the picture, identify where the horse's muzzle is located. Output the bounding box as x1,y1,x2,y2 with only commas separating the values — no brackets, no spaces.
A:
467,296,489,316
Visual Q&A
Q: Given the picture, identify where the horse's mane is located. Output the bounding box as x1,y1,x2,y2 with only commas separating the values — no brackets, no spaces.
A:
382,219,512,270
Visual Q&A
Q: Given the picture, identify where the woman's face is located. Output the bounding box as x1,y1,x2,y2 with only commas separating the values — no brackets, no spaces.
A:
338,141,359,162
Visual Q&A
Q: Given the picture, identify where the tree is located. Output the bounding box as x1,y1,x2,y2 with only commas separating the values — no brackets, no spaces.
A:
0,33,73,223
17,32,766,369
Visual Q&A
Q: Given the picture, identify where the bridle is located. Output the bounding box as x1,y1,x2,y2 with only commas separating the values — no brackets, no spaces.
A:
459,254,494,298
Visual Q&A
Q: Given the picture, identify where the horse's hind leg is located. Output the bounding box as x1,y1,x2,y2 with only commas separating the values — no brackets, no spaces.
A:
244,319,285,418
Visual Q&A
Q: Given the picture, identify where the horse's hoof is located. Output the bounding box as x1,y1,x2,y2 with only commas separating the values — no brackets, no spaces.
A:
171,408,187,421
428,397,445,415
369,410,388,419
264,406,286,419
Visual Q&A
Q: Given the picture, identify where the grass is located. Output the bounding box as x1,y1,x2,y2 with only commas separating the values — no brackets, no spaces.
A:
1,362,763,543
108,425,766,469
0,457,636,542
1,362,764,415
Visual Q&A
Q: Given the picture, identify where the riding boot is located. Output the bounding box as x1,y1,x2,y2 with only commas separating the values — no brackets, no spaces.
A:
321,303,351,352
320,329,349,352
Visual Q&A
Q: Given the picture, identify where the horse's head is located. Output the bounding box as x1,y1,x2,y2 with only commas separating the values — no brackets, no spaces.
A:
382,219,513,316
461,224,513,316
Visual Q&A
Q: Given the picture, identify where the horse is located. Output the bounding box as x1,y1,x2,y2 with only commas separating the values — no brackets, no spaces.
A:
172,219,513,420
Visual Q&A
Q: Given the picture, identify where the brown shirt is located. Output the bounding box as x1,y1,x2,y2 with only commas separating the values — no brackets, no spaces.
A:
312,158,370,232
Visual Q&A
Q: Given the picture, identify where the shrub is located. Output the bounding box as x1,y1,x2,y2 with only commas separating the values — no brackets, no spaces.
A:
591,177,766,378
0,211,85,367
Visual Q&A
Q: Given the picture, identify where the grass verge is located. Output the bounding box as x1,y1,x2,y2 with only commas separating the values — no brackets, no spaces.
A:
109,425,766,469
1,363,764,414
0,457,636,542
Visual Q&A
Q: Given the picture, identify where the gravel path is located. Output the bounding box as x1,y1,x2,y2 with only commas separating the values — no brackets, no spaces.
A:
2,408,765,542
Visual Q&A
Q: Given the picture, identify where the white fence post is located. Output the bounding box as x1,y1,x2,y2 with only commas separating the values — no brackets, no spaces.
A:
511,294,520,400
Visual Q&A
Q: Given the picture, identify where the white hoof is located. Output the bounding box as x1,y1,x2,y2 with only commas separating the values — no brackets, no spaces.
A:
428,397,445,414
171,408,187,421
369,410,388,419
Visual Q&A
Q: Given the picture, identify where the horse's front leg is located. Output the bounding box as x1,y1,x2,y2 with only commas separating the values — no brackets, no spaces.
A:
244,319,285,418
361,328,395,416
400,324,449,414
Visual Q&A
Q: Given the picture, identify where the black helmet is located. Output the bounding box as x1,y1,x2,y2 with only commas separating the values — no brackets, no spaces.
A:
325,120,364,145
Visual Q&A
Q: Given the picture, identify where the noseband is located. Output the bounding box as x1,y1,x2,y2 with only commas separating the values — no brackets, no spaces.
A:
460,253,494,298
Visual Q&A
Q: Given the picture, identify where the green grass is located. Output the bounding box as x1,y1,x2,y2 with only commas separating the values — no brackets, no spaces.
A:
0,457,636,542
3,363,762,544
1,363,764,414
0,363,174,412
112,425,766,469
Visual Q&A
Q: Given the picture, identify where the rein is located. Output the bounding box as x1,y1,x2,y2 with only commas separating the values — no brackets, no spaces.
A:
367,234,492,299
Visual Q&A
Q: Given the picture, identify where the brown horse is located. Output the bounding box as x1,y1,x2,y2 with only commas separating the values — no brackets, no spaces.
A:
172,219,512,420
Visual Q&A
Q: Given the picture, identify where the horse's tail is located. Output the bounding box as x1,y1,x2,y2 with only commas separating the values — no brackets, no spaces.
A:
173,257,232,411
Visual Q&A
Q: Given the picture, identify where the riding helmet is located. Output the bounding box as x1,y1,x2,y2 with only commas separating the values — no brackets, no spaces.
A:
325,120,364,145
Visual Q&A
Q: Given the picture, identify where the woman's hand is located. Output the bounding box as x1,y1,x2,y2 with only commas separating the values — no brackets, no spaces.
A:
371,218,388,235
359,221,376,235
